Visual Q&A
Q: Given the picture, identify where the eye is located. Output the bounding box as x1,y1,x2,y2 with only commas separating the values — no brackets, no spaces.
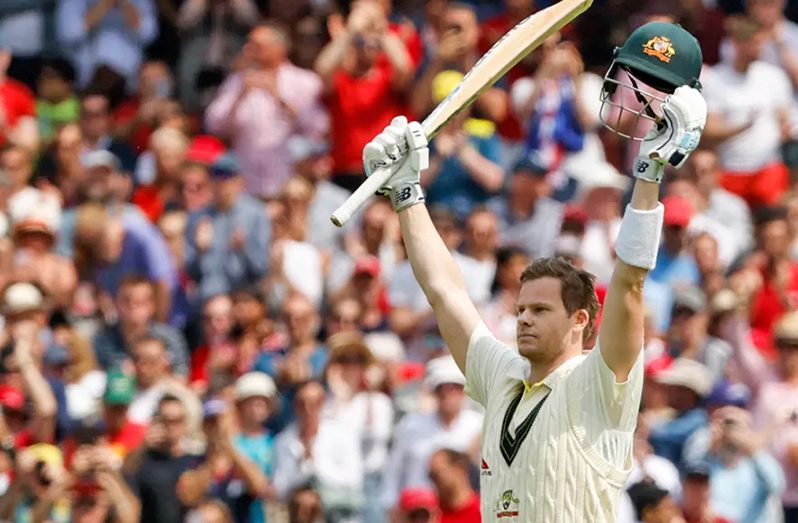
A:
533,306,547,314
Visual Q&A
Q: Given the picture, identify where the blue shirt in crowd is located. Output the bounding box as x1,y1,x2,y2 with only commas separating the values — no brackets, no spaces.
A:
649,408,709,471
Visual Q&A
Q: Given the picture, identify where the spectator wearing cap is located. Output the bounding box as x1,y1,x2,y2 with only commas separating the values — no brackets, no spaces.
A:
575,160,630,286
179,161,214,214
626,480,685,523
205,21,328,199
92,276,189,377
128,394,204,523
314,1,413,193
35,58,79,142
1,145,61,228
649,358,713,471
680,462,733,523
273,380,365,519
55,0,158,89
99,370,147,458
666,286,732,384
327,255,390,334
0,282,69,444
649,196,701,291
3,185,76,307
684,395,784,523
395,488,440,523
427,448,480,523
0,48,38,151
231,372,280,523
489,153,563,259
381,356,482,510
176,397,271,523
480,246,530,348
76,92,137,173
323,332,393,523
184,153,271,301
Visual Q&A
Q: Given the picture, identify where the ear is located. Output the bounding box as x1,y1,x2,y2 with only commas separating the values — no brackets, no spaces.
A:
571,308,590,333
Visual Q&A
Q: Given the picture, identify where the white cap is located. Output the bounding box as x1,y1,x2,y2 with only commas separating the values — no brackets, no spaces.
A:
655,357,713,397
363,332,406,363
9,189,62,234
235,372,278,401
425,355,465,390
1,282,46,315
575,161,631,201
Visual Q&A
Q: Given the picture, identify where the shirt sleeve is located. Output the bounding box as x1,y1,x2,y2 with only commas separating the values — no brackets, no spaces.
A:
464,321,524,407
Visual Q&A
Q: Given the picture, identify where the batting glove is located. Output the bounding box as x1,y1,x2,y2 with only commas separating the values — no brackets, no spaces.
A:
634,85,707,183
363,116,429,212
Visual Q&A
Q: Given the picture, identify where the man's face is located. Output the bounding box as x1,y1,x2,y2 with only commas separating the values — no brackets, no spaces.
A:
180,164,212,212
733,32,766,66
434,383,465,418
245,27,286,68
202,295,233,340
158,400,187,447
213,176,243,208
442,7,479,53
117,283,155,327
37,67,71,103
133,340,168,388
760,219,790,259
103,404,129,432
1,148,32,189
516,277,584,362
663,224,688,254
681,477,710,516
688,150,719,193
643,495,683,523
510,171,549,202
465,212,498,255
748,0,784,26
80,95,110,141
237,396,272,425
283,296,318,344
295,382,324,426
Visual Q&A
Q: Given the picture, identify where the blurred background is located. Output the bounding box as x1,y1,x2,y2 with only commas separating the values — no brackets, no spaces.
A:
0,0,797,522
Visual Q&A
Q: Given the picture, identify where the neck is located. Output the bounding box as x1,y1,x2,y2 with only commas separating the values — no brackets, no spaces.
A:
240,419,264,436
441,485,473,512
438,409,458,427
733,58,750,74
527,349,579,384
299,419,318,439
121,322,148,341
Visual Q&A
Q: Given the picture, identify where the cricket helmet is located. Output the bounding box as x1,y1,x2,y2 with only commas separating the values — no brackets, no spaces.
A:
600,22,703,140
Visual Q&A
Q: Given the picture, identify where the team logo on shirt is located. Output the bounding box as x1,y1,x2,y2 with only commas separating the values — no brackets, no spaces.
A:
642,36,676,63
494,489,520,518
481,458,492,477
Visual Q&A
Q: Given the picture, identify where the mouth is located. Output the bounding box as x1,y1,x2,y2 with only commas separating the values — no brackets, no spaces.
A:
518,333,537,341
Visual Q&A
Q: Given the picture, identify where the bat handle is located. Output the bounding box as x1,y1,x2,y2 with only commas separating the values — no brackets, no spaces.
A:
330,166,392,227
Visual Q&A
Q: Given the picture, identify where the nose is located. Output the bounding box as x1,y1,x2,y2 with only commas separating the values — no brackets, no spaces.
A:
517,308,533,327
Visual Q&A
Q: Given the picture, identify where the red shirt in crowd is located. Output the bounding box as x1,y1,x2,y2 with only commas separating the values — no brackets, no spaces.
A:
328,61,409,174
113,97,154,154
440,493,481,523
0,78,35,147
750,262,798,360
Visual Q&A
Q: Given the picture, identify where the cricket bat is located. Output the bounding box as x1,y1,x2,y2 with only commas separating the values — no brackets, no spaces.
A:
330,0,594,227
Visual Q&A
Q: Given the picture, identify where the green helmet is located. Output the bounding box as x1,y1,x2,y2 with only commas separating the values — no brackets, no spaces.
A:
612,22,703,93
599,22,703,140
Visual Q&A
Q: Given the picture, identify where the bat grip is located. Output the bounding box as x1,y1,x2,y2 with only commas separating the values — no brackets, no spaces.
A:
330,165,392,227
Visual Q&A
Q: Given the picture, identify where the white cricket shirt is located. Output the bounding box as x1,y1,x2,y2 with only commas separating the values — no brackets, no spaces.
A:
465,322,644,522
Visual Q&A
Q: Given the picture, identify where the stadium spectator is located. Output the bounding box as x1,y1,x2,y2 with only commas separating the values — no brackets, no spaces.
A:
381,356,482,510
272,379,364,519
680,463,733,523
315,0,414,192
427,448,480,523
0,48,38,151
92,276,189,376
206,21,328,199
56,0,158,88
626,480,686,523
35,58,79,143
702,15,792,207
185,153,271,301
480,245,529,347
127,394,203,523
78,92,137,173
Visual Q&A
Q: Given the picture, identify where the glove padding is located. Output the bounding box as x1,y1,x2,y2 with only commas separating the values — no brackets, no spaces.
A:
634,85,707,183
363,116,429,211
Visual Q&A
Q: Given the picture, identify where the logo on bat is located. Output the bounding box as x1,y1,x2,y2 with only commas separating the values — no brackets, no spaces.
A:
643,36,676,63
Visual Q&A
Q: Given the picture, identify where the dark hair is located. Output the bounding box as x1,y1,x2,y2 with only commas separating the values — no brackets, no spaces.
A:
130,334,166,354
753,205,788,228
491,245,529,296
436,448,472,473
119,275,156,293
157,393,183,412
627,480,669,520
520,257,600,342
42,58,76,84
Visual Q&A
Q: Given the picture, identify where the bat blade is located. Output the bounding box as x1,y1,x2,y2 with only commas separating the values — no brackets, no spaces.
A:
331,0,594,228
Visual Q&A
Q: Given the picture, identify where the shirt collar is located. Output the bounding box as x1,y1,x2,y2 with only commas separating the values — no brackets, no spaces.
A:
521,354,586,392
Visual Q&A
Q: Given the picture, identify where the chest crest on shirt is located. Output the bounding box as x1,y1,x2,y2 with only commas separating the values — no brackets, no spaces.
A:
499,389,551,467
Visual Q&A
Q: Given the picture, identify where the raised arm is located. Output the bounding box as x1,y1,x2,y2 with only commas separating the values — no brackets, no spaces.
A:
599,86,707,381
363,117,480,372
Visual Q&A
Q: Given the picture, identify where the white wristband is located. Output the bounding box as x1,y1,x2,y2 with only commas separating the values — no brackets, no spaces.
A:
391,182,425,212
614,203,665,270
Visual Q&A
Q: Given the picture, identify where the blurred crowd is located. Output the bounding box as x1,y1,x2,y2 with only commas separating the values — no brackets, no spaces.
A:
0,0,797,522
